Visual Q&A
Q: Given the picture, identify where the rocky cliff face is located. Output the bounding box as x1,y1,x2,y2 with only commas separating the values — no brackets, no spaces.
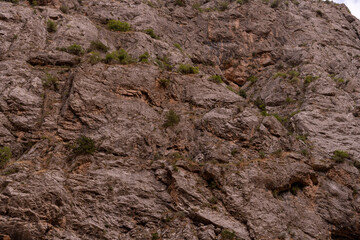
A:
0,0,360,239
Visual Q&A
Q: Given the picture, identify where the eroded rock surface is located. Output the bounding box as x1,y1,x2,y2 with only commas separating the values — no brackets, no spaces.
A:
0,0,360,239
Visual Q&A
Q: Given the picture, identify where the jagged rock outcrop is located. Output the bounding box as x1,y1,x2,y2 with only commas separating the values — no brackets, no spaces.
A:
0,0,360,239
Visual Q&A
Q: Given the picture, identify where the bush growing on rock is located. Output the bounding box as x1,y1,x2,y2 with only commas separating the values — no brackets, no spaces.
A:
144,28,159,39
159,78,170,88
58,44,84,56
43,72,59,91
47,19,57,32
0,146,11,169
89,40,109,52
221,229,235,240
155,56,173,71
178,64,199,74
210,75,223,84
72,136,96,155
89,51,101,65
105,49,134,64
332,150,349,163
139,52,150,63
163,110,180,128
107,20,131,32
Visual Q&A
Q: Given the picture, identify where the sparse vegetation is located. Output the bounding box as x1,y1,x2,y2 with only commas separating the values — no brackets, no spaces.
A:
58,44,84,56
144,28,159,39
159,78,170,88
271,0,280,8
60,5,68,13
219,1,229,11
43,72,59,91
221,229,236,240
273,72,287,79
155,56,173,71
304,75,319,85
0,146,11,169
259,151,266,158
105,49,134,64
175,0,185,6
47,19,57,32
254,97,267,116
72,136,96,155
139,52,150,63
178,64,199,74
247,75,258,83
89,51,102,65
107,20,131,32
173,43,182,51
231,149,239,156
238,89,246,98
89,40,109,52
210,75,223,84
163,110,180,128
332,150,349,163
151,232,160,240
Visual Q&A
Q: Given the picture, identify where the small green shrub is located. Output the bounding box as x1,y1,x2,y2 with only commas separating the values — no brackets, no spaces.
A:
210,75,223,84
231,149,239,156
238,89,247,98
288,70,299,78
332,150,349,163
151,233,160,240
163,110,180,128
89,40,109,52
247,75,258,83
47,19,57,32
300,148,309,157
173,43,183,51
175,0,185,6
105,49,134,64
296,135,307,141
304,75,319,85
273,113,288,125
144,28,159,39
221,229,235,240
60,44,84,56
237,0,249,4
219,2,229,11
43,72,59,91
72,136,96,155
89,51,102,65
271,0,280,8
178,64,199,74
159,78,170,88
0,146,11,169
192,3,203,12
155,56,173,71
273,72,287,79
139,52,150,63
254,97,266,113
259,150,265,158
107,20,131,32
60,5,68,13
1,0,19,4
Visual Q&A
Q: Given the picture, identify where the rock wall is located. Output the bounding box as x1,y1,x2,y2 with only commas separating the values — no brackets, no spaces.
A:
0,0,359,239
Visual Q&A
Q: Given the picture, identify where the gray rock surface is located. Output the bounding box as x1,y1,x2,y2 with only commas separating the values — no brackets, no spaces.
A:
0,0,360,239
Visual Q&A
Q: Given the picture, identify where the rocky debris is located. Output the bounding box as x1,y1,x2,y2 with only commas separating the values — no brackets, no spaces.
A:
0,0,360,239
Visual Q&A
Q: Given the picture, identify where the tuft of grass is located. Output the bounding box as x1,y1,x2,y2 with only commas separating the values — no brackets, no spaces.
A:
159,78,170,88
105,49,134,64
304,75,319,85
273,113,288,125
273,72,287,79
173,43,183,52
151,232,160,240
139,52,150,63
0,146,11,169
332,150,349,163
178,64,199,74
221,229,236,240
89,51,102,65
210,75,223,84
238,89,247,98
144,28,160,39
107,20,131,32
60,5,68,13
254,97,267,115
271,0,280,8
155,56,173,71
47,19,57,32
259,150,265,158
219,2,229,11
58,44,84,56
89,40,109,52
163,110,180,128
43,72,59,91
231,149,239,156
175,0,185,6
296,135,307,141
247,75,258,83
72,136,96,155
